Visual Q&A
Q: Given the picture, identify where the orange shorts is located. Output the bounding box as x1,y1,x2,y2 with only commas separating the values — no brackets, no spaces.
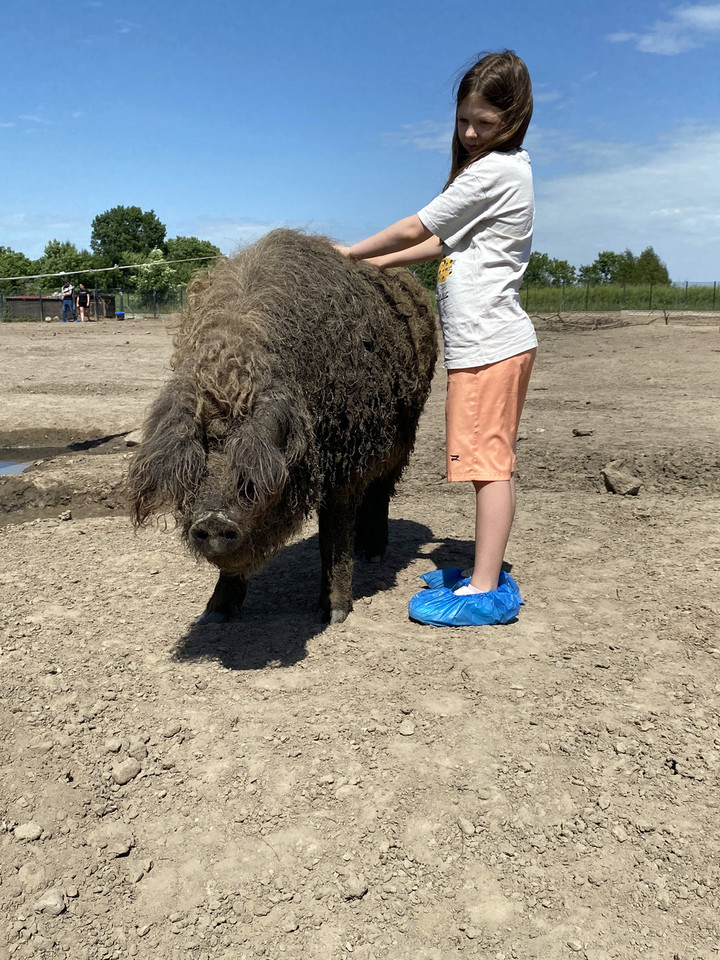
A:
445,348,536,482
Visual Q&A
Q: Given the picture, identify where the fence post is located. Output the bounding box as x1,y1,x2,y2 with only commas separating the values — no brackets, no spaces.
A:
0,293,3,323
153,289,157,319
38,292,44,322
649,284,653,310
94,286,99,321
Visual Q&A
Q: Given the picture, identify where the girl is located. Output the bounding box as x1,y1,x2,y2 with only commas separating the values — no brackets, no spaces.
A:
336,50,536,625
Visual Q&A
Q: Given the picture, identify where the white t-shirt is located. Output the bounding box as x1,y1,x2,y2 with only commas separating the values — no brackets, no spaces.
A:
417,148,537,368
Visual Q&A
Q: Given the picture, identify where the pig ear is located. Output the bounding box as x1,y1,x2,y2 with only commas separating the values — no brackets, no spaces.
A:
225,391,309,505
127,378,206,524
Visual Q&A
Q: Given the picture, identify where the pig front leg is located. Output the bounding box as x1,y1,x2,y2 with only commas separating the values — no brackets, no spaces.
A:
197,572,248,625
318,490,357,624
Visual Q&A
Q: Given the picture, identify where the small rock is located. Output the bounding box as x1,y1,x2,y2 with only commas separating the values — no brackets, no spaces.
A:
14,822,43,842
611,825,628,842
398,720,415,737
162,722,182,739
457,817,475,837
127,741,148,761
108,839,133,858
112,758,141,785
343,875,368,900
105,739,123,754
58,510,73,521
567,941,583,952
602,459,642,496
572,428,593,437
34,889,66,916
280,912,299,933
125,430,143,447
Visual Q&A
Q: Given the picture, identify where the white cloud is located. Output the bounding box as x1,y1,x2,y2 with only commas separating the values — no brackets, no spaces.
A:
381,121,452,153
608,2,720,54
172,217,283,256
533,125,720,280
533,87,563,104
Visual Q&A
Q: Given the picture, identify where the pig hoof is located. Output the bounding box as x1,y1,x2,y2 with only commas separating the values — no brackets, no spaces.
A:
196,609,232,626
329,606,351,625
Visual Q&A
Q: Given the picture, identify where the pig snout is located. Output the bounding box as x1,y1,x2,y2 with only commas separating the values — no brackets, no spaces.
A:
189,511,243,560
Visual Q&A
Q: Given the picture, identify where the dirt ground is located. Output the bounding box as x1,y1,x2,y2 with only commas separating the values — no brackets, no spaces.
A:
1,313,719,960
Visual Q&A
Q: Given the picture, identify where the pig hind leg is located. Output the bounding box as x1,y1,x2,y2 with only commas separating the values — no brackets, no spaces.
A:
197,572,248,625
355,458,407,562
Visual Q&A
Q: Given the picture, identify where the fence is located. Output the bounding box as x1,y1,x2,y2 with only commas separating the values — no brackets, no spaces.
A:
0,286,186,322
519,280,719,313
2,280,719,322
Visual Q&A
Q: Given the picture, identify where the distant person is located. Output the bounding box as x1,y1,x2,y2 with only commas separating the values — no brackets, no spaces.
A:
334,50,536,626
61,280,77,323
76,283,90,322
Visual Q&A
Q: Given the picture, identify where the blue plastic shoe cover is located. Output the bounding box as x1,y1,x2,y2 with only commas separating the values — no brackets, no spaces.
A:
408,569,523,627
418,568,466,590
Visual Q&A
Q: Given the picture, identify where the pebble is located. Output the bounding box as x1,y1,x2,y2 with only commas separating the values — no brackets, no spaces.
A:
567,941,583,952
280,912,299,933
163,722,182,738
128,741,148,761
343,875,368,900
14,822,43,841
112,758,142,785
398,721,415,737
457,817,475,837
33,889,66,917
611,825,628,842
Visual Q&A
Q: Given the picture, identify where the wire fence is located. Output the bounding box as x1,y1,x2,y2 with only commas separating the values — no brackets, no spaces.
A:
2,280,719,322
0,285,186,322
519,280,719,313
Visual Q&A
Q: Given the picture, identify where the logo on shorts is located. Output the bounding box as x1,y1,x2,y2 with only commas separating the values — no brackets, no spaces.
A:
450,455,460,461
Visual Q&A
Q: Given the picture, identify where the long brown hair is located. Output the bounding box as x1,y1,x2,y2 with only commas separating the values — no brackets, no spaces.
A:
445,50,533,188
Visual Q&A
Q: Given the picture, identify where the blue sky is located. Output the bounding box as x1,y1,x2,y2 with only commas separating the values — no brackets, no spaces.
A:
1,0,719,282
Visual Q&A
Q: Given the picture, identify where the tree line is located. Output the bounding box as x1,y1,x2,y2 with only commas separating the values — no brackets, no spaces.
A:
412,245,672,292
0,205,221,296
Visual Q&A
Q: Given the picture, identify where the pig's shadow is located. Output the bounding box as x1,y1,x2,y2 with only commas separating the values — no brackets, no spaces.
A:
173,517,441,671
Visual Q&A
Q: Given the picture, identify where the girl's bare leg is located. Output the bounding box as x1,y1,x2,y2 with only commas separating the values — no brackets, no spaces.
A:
468,478,515,592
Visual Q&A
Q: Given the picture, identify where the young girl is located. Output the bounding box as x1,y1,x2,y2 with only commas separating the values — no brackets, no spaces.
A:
336,50,536,626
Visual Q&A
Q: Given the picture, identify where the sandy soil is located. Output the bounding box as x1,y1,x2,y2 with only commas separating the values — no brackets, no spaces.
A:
1,314,719,960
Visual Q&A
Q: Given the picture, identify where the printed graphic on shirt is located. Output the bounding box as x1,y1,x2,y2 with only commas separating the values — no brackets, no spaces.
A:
436,257,453,305
437,257,453,283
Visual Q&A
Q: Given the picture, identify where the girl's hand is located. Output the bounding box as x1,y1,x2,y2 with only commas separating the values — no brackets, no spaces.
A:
333,244,353,258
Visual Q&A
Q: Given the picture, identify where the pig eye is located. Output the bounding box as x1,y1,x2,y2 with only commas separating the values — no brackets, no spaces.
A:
239,478,256,502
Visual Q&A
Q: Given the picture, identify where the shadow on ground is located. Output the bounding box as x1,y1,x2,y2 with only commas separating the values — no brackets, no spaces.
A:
173,517,437,670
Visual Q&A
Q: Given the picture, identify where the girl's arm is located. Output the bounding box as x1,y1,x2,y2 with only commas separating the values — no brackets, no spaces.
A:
364,234,443,269
337,214,435,262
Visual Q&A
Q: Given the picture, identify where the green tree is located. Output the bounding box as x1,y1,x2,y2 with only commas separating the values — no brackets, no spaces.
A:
579,247,671,285
90,206,167,266
35,240,95,288
165,236,221,285
0,246,34,294
130,249,177,300
410,259,440,292
524,252,577,286
634,246,670,284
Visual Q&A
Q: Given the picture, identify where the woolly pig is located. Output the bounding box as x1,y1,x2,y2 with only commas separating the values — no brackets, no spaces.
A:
127,229,437,624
